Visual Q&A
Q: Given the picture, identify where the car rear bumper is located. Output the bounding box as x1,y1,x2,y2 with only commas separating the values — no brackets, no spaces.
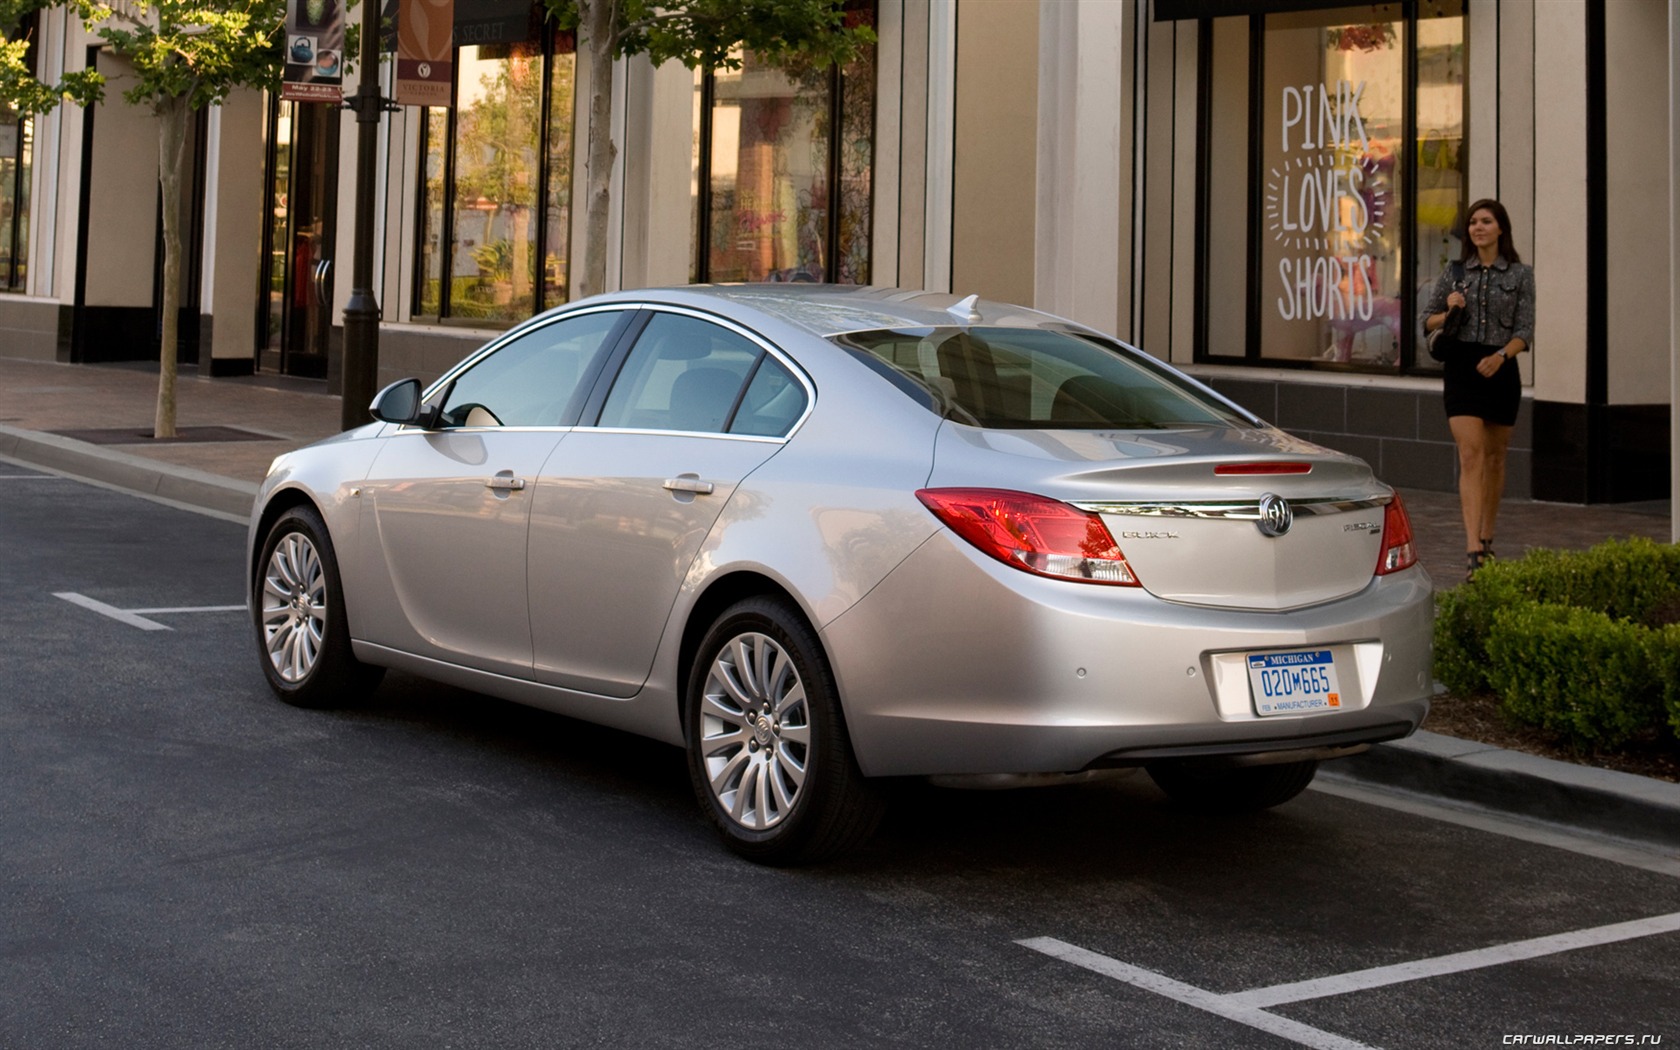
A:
821,532,1435,777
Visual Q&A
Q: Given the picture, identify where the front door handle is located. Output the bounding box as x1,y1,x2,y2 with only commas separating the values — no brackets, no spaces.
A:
662,476,715,495
486,474,527,491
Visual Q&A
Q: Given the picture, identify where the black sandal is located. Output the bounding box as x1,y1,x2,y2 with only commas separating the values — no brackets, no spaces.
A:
1480,537,1496,561
1466,549,1487,581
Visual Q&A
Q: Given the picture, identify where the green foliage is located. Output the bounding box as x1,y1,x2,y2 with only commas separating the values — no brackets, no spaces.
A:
543,0,874,72
1483,603,1663,749
1434,537,1680,750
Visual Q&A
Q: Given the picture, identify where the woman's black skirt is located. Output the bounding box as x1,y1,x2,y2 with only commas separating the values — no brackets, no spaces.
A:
1441,340,1521,426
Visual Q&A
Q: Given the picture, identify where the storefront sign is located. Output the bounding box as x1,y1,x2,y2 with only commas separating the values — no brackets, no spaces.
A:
395,0,454,107
1268,79,1388,324
281,0,346,103
455,0,537,46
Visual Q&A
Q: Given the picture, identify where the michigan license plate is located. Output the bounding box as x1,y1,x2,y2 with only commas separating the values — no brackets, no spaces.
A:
1247,649,1342,716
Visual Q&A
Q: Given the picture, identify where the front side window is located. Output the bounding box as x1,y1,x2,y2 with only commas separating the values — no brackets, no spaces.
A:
438,309,623,427
837,327,1254,430
416,27,576,324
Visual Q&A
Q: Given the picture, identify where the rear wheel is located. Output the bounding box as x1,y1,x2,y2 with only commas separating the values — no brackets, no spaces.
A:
1145,759,1319,813
686,597,883,864
254,505,383,708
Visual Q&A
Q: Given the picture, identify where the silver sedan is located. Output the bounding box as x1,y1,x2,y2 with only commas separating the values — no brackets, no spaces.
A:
248,286,1433,863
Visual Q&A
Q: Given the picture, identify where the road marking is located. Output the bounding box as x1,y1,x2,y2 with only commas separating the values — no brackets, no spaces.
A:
1017,938,1378,1050
54,592,244,631
1311,775,1680,879
1022,911,1680,1049
1225,910,1680,1008
0,473,65,479
129,604,246,615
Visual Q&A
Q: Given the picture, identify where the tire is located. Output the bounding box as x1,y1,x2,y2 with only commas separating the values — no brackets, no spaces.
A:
1145,759,1319,813
253,505,383,709
686,597,884,864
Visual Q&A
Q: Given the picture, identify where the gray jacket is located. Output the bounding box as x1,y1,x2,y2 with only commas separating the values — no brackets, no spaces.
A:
1420,255,1536,350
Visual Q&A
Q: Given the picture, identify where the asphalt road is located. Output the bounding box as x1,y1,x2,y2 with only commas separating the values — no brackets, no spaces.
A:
3,467,1678,1049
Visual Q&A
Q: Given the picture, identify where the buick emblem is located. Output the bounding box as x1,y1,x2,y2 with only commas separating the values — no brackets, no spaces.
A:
1256,493,1293,537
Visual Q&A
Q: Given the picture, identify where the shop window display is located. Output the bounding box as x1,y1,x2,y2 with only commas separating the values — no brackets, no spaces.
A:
692,3,875,286
416,32,575,324
1201,2,1464,373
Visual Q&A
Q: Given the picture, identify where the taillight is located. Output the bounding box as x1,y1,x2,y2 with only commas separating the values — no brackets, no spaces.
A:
915,488,1140,586
1375,492,1417,575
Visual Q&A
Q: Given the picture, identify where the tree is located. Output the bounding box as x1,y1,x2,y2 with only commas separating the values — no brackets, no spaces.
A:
540,0,872,301
0,1,287,438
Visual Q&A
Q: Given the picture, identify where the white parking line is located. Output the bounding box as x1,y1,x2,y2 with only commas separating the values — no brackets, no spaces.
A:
0,474,65,479
1022,912,1680,1049
54,592,244,631
1017,937,1378,1050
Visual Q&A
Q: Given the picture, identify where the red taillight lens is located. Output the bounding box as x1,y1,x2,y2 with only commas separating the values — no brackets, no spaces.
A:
1375,492,1417,575
915,488,1140,586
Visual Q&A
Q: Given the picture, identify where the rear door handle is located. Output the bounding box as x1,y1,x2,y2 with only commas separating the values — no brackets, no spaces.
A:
486,474,527,491
662,476,714,495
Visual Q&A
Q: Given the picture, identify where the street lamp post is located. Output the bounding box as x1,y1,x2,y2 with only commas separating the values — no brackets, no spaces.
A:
340,0,388,430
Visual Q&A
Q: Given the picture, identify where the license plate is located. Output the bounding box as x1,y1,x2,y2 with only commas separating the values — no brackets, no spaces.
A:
1247,649,1342,716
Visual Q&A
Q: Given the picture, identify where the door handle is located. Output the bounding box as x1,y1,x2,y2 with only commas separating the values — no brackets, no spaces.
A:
662,476,715,495
486,475,527,491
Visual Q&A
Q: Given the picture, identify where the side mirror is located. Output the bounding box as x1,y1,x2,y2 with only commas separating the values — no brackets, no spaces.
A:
369,378,422,425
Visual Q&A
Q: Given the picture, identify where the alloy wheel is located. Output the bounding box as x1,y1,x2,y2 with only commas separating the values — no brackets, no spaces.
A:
697,631,812,830
261,531,328,684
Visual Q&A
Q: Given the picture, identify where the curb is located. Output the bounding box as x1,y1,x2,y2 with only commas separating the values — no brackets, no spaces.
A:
1334,729,1680,849
0,423,257,520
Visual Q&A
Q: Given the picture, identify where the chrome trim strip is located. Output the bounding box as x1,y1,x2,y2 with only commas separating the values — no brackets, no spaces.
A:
1072,495,1389,519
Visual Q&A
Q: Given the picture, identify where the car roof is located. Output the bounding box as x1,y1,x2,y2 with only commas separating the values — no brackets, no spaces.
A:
580,284,1083,340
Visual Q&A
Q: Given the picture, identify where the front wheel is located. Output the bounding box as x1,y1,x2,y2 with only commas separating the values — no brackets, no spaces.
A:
253,505,383,708
1145,759,1319,813
686,597,883,864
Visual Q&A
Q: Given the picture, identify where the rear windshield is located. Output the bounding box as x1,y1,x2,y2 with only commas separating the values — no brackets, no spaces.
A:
832,326,1256,430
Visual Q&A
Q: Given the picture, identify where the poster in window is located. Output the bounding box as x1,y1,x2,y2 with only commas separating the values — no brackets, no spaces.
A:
396,0,454,107
282,0,345,102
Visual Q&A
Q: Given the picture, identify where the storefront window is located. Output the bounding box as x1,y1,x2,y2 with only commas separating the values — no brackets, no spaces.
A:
692,5,875,285
415,28,575,324
1200,2,1464,373
0,112,33,292
1259,6,1404,367
0,12,36,293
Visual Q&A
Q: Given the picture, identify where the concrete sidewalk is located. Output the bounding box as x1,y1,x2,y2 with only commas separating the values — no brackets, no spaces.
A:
2,353,1677,850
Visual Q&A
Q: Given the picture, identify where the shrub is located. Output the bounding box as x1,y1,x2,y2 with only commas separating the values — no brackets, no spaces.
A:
1483,603,1664,749
1435,537,1680,749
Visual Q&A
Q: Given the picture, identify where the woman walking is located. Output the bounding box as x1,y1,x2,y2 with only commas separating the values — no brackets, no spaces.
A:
1420,198,1536,581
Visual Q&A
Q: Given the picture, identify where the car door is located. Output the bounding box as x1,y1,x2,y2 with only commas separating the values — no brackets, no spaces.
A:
527,309,812,697
356,308,630,677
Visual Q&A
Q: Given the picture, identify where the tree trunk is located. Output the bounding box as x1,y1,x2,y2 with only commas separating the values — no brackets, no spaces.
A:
578,0,618,301
154,94,189,440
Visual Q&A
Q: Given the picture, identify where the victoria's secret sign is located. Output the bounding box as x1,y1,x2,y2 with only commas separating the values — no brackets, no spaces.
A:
1267,79,1388,324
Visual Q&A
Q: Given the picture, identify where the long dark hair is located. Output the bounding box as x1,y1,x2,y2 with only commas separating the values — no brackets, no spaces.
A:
1460,198,1521,264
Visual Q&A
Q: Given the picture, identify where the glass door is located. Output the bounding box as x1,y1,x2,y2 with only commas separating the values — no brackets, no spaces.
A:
261,98,340,378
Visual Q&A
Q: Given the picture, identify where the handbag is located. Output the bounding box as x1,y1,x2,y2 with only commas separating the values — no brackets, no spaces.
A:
1426,262,1465,361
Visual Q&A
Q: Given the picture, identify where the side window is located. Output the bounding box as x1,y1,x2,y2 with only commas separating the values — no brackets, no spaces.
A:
596,313,759,433
730,357,808,437
439,310,623,427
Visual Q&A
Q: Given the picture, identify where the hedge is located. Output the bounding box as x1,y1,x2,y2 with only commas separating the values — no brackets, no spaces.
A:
1434,537,1680,750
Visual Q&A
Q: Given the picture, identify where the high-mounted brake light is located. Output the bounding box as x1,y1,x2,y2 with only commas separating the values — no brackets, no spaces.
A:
1214,462,1313,476
1375,492,1417,575
915,488,1141,586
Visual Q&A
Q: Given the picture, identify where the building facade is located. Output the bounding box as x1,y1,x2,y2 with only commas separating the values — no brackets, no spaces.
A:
1,0,1671,505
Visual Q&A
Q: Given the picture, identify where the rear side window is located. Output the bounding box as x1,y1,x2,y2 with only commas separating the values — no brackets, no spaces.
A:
730,357,807,437
833,326,1253,430
597,313,757,433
